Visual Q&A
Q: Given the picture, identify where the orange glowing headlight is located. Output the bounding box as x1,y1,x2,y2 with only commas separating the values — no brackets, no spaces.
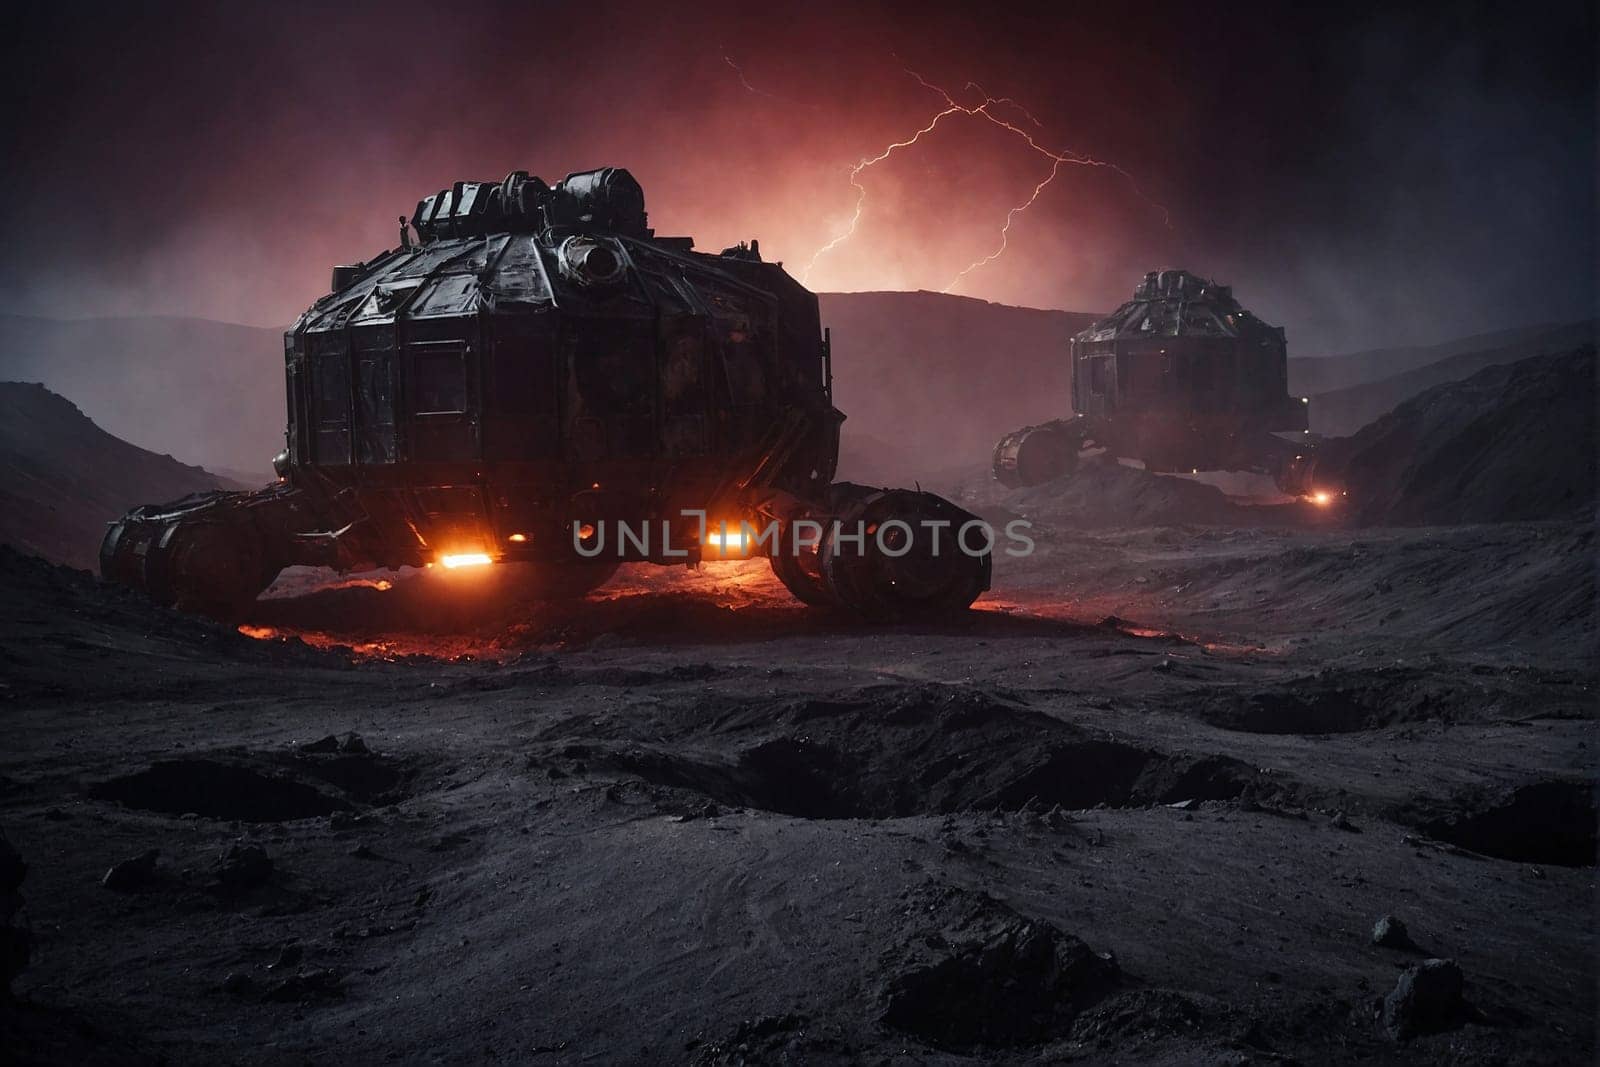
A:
507,532,527,543
704,522,754,557
439,552,493,569
1309,490,1333,507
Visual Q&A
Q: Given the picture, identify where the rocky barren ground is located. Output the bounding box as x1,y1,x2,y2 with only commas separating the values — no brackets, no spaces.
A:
0,499,1593,1064
0,348,1595,1063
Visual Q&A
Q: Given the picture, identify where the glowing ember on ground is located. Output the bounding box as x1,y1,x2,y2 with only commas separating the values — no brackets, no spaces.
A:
236,625,279,640
439,553,493,569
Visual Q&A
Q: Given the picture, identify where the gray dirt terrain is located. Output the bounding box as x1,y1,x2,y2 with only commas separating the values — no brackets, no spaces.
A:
0,497,1593,1063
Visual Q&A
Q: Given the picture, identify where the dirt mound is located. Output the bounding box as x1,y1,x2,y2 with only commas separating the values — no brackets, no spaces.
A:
992,457,1292,527
1069,989,1275,1060
1324,347,1596,525
0,382,239,569
1197,665,1584,734
880,890,1118,1049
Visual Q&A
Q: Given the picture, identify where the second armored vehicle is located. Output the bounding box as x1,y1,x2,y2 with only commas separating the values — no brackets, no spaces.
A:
993,269,1317,494
101,167,992,619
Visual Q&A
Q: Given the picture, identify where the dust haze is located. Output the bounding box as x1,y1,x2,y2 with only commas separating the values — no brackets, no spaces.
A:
1,4,1597,1062
0,1,1591,354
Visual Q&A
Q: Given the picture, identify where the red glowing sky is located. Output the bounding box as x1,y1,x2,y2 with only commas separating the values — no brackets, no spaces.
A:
1,1,1592,354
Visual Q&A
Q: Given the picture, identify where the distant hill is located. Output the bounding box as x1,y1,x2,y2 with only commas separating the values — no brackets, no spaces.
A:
0,298,1097,484
1288,320,1591,398
0,382,239,570
819,291,1098,482
0,314,283,473
1322,346,1596,525
1304,320,1595,435
1,299,1584,488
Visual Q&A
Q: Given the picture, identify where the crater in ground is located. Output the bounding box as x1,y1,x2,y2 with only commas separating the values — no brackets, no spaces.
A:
88,759,350,822
575,686,1272,819
87,748,419,823
1422,780,1596,867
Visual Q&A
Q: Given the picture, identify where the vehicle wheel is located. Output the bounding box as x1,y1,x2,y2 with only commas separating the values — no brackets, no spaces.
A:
159,521,278,618
819,488,992,621
993,426,1078,487
770,532,836,607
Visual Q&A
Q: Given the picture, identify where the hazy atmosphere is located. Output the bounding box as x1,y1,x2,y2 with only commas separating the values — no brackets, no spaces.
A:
2,0,1593,354
1,3,1595,1063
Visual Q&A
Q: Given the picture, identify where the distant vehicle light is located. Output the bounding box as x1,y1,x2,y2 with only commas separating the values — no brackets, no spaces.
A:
507,533,527,543
440,552,493,569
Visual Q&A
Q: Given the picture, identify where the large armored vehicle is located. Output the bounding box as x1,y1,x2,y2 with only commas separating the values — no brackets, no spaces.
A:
101,168,991,619
993,269,1317,494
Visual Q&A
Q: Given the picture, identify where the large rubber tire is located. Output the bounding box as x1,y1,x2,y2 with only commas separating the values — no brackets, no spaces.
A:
819,488,992,621
770,533,836,607
993,426,1078,488
101,511,278,618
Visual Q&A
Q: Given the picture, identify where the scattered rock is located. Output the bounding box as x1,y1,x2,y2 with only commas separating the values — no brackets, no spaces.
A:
1371,915,1412,950
1381,958,1466,1039
882,898,1118,1048
1070,988,1273,1058
303,732,368,755
667,800,722,823
213,843,273,890
101,848,160,892
691,1014,815,1065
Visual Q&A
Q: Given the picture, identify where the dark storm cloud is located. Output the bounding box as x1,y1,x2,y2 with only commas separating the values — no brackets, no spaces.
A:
0,0,1592,353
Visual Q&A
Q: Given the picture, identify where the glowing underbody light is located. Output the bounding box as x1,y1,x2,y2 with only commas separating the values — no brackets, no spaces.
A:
439,552,493,569
705,523,754,558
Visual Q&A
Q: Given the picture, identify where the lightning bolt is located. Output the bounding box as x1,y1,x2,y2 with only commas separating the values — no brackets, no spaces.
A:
723,53,819,109
800,104,967,282
940,154,1066,293
963,81,1043,128
723,54,781,100
799,65,1169,290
